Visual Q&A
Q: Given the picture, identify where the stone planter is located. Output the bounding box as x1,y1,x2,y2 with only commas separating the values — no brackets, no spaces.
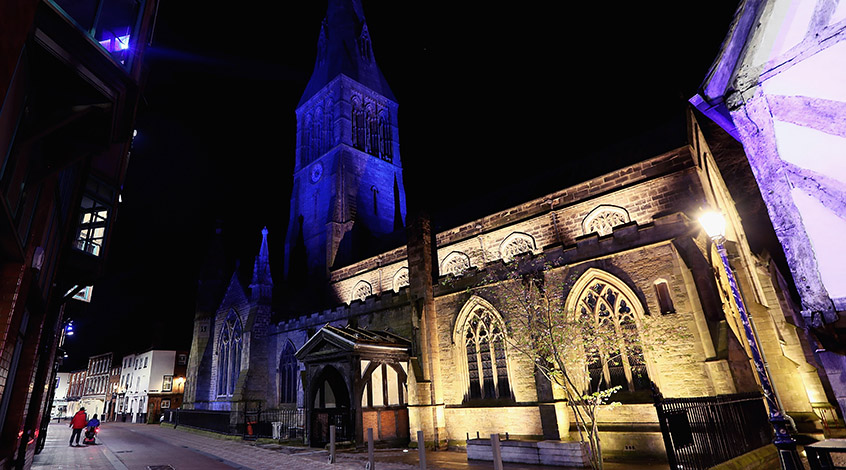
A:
466,438,590,467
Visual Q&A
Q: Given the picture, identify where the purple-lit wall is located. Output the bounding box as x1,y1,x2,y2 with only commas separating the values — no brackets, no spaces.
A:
693,0,846,419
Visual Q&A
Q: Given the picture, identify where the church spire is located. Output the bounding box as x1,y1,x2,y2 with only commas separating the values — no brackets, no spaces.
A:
298,0,395,107
250,227,273,303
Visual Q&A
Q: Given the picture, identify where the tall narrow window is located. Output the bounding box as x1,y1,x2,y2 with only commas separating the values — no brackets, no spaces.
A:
379,111,392,162
280,342,298,404
217,311,243,397
302,115,313,167
460,306,511,400
352,97,365,151
366,105,379,155
313,108,323,158
654,280,675,314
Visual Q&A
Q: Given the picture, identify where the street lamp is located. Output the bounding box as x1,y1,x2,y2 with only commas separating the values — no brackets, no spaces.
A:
699,210,802,470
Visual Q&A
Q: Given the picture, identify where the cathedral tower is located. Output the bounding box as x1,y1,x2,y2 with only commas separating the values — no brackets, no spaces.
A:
284,0,406,283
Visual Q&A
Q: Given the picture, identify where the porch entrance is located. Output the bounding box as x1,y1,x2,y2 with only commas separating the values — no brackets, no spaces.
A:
296,324,411,447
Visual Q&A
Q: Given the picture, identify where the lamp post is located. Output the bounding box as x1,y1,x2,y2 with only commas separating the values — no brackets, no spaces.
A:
699,210,802,470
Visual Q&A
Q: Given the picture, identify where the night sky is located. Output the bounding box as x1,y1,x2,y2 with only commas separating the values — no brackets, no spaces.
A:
59,1,740,370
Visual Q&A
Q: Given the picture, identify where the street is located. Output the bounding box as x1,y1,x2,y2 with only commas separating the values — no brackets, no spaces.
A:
32,421,669,470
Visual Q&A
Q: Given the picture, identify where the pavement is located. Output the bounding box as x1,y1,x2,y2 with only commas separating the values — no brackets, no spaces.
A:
32,421,671,470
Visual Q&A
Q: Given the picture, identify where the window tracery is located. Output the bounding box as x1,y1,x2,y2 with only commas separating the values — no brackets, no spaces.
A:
393,267,409,292
349,95,392,163
217,310,243,397
441,252,471,277
500,232,536,262
582,205,630,236
351,280,373,303
573,274,649,393
457,303,511,400
280,342,298,404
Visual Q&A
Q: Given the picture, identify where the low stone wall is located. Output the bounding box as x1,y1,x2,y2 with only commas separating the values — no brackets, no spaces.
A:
466,438,590,467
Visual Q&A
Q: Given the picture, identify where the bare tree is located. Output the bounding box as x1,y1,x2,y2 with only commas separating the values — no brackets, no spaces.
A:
473,262,688,470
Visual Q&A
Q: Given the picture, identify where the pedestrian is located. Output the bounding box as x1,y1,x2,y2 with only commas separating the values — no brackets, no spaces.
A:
69,407,87,446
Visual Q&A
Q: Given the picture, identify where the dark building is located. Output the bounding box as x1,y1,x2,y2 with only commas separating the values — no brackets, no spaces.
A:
0,0,158,467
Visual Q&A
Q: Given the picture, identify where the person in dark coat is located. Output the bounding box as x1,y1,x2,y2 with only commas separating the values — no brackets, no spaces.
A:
69,407,87,446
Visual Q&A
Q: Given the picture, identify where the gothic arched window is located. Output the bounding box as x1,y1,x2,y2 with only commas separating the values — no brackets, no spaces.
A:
217,310,243,397
582,205,630,237
441,251,471,277
280,342,298,404
499,232,536,262
351,280,373,303
456,298,511,401
392,267,409,293
570,271,649,393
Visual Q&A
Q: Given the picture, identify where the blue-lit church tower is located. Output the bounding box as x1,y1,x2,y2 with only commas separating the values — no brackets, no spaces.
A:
284,0,407,284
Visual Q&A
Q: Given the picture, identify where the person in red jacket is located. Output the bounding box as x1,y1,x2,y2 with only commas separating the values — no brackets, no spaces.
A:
69,407,87,446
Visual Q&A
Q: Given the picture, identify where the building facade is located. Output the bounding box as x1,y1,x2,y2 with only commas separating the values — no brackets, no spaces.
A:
0,0,159,467
123,350,184,424
117,353,136,422
184,0,839,461
64,370,86,418
50,372,69,420
691,0,846,423
79,353,112,418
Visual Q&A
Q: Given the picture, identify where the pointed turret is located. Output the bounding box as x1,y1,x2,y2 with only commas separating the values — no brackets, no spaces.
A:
250,227,273,304
298,0,395,107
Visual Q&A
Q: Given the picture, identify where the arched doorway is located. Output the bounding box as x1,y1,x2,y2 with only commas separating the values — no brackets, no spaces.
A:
309,365,351,447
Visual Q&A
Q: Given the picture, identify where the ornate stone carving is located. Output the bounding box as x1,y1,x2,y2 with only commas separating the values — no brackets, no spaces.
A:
500,232,536,261
442,252,471,277
583,205,630,236
393,267,409,292
351,280,372,303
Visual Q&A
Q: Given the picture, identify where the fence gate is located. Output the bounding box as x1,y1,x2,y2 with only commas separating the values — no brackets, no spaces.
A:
653,390,772,470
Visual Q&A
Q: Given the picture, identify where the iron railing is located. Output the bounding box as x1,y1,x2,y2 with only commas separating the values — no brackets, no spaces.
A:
243,408,305,442
654,391,772,470
173,409,233,434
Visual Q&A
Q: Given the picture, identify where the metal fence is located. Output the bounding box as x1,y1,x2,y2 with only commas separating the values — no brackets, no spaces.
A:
654,391,772,470
243,408,305,442
172,409,233,435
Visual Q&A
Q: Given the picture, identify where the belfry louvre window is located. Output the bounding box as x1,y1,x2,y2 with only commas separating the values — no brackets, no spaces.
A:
576,278,649,393
217,311,243,397
462,308,511,400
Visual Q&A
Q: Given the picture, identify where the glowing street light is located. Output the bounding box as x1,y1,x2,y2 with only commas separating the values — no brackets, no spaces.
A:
698,210,802,470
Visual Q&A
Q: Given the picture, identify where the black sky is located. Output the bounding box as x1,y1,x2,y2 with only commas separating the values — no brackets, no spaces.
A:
59,1,740,370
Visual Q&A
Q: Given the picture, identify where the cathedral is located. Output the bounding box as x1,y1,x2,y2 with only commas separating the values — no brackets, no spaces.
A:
183,0,835,461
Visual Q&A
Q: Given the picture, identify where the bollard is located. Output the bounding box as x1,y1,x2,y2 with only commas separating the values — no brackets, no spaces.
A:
491,434,503,470
367,428,375,470
417,430,426,470
329,425,336,464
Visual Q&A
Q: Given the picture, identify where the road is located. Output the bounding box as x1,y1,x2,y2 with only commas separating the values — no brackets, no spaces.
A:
32,421,668,470
34,421,250,470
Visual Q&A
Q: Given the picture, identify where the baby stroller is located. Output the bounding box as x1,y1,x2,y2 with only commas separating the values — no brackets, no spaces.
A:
82,426,99,445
